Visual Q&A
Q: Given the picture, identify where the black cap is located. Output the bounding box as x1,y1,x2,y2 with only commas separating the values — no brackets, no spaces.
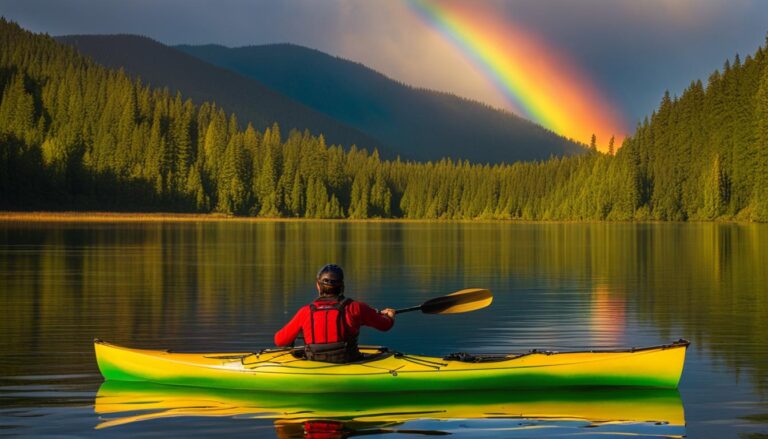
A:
317,264,344,286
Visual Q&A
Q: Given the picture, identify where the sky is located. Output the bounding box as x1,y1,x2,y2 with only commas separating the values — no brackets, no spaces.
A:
2,0,767,148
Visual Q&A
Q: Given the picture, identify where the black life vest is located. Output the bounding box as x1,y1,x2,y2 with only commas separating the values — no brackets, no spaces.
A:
304,297,360,363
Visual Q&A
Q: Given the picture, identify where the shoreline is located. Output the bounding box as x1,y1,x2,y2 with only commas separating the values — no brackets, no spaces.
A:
0,211,757,224
0,211,342,223
0,211,473,224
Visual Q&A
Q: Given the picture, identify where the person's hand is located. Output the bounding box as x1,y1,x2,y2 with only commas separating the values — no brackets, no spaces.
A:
380,308,396,320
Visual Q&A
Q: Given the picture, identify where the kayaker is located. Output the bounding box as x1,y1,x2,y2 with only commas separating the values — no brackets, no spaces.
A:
274,264,395,363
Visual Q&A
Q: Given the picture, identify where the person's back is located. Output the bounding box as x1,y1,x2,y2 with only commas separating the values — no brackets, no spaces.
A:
274,264,395,363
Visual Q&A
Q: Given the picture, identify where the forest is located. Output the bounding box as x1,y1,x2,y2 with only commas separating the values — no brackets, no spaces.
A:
1,19,767,221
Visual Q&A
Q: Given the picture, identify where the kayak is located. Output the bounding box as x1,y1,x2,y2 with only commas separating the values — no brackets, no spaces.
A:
94,338,689,392
95,381,685,432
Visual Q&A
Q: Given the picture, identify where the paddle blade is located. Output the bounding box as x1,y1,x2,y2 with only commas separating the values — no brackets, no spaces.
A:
419,288,493,314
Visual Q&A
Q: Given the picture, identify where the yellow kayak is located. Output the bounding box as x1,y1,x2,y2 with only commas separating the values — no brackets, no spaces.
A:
94,339,689,392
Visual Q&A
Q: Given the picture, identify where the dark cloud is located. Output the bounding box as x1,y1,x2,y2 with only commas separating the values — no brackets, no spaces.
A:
0,0,341,45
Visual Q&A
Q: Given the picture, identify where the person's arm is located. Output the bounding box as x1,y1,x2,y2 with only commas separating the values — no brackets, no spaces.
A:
357,302,395,331
274,307,307,347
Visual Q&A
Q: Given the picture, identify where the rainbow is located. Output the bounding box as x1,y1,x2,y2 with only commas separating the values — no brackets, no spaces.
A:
407,0,627,151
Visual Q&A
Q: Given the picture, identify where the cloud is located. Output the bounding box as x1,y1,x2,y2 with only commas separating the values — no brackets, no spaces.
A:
327,2,507,109
617,0,742,27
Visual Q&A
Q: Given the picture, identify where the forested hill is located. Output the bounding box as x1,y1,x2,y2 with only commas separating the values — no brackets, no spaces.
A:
1,20,767,221
619,41,768,221
55,34,383,154
174,43,585,163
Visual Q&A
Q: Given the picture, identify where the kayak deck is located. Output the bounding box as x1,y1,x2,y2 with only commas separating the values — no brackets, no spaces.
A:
94,339,689,392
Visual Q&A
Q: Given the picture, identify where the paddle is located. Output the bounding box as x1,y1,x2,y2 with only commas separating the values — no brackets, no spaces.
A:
394,288,493,315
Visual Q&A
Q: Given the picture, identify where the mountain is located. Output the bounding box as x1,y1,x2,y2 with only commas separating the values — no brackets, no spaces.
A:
176,43,585,163
55,34,383,153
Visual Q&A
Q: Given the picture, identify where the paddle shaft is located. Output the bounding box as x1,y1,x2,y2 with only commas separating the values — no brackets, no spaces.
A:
394,305,422,314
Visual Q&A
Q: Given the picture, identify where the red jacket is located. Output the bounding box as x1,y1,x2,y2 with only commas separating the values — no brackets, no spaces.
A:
274,296,394,347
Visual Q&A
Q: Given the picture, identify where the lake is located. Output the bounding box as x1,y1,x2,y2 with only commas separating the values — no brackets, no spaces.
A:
1,220,767,438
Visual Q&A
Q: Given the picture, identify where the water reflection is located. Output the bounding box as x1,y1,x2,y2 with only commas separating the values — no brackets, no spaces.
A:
590,284,626,345
95,381,685,437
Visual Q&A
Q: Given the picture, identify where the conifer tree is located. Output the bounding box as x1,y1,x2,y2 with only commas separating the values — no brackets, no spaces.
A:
171,96,194,192
369,168,391,217
0,73,35,139
147,107,166,194
116,86,137,171
349,170,370,219
256,123,282,217
217,133,249,214
203,109,227,182
752,67,768,221
304,177,320,218
186,163,209,211
327,194,343,218
288,172,303,216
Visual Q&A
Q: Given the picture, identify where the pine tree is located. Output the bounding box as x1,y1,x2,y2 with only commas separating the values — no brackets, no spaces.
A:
701,154,725,219
288,172,303,217
369,168,391,217
203,109,227,182
256,124,281,217
752,66,768,221
349,171,370,219
313,178,331,219
115,86,137,172
171,96,194,192
217,133,249,214
304,177,318,218
327,194,343,218
0,73,35,139
186,163,209,211
146,107,166,194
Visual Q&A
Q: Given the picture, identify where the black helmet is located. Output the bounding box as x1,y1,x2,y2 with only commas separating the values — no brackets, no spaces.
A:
317,264,344,286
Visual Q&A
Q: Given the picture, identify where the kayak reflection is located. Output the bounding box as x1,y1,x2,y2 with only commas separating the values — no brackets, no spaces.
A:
95,381,685,437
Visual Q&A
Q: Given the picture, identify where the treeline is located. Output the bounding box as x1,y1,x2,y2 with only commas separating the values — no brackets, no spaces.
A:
1,19,767,220
623,39,768,221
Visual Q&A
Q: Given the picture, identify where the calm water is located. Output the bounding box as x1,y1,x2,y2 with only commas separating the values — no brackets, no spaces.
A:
1,221,767,438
